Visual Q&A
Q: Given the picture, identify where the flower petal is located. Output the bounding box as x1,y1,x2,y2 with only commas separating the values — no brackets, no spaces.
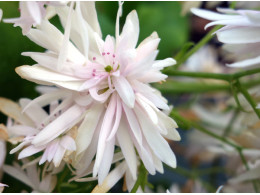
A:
113,76,135,108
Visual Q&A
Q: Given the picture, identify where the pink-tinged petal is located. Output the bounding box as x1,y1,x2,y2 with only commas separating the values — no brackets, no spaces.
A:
107,95,122,141
92,161,127,193
122,103,142,146
60,135,76,151
97,137,115,184
136,32,160,61
15,65,85,91
18,145,45,159
0,97,34,126
116,116,137,180
53,145,66,167
217,27,260,44
79,76,106,91
93,94,117,177
132,81,169,110
191,8,241,21
76,103,104,155
32,104,84,146
127,50,158,79
19,98,48,126
89,87,114,103
113,76,135,108
135,105,177,168
3,165,35,189
47,141,60,163
227,55,260,68
27,2,43,24
119,10,139,50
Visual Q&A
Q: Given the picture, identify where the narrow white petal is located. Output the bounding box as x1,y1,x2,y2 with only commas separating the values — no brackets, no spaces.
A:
93,94,117,177
116,116,137,180
18,145,45,159
60,136,76,151
135,105,177,168
227,55,260,68
97,137,115,184
53,145,66,167
92,161,127,193
113,76,135,108
191,8,241,21
217,27,260,44
119,10,139,49
19,98,48,125
32,104,84,146
76,103,104,155
122,103,142,146
16,65,85,91
107,95,122,141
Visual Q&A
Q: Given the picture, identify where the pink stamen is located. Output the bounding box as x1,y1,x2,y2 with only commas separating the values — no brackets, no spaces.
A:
102,52,106,56
93,57,96,61
93,69,96,72
107,52,110,55
113,54,115,58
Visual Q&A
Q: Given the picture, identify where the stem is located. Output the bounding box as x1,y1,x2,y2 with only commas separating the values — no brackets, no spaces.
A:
170,111,242,150
165,67,260,82
222,109,239,137
131,163,147,193
235,80,260,119
173,25,222,69
238,149,259,192
154,78,260,94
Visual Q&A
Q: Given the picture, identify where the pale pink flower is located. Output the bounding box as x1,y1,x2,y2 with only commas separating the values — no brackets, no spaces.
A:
0,95,79,168
3,159,56,193
3,1,67,35
191,8,260,68
15,2,180,184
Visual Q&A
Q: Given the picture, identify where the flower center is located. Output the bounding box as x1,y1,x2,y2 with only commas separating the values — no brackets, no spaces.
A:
104,65,113,72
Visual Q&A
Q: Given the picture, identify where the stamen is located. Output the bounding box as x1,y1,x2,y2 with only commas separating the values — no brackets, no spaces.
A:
107,52,110,55
102,52,106,56
113,54,115,58
93,57,96,61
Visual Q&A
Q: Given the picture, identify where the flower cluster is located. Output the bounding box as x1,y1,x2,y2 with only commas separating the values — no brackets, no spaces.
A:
0,1,180,192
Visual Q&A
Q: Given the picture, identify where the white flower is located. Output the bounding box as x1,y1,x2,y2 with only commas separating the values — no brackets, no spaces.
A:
191,8,260,68
3,159,57,193
3,1,67,35
15,2,180,184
